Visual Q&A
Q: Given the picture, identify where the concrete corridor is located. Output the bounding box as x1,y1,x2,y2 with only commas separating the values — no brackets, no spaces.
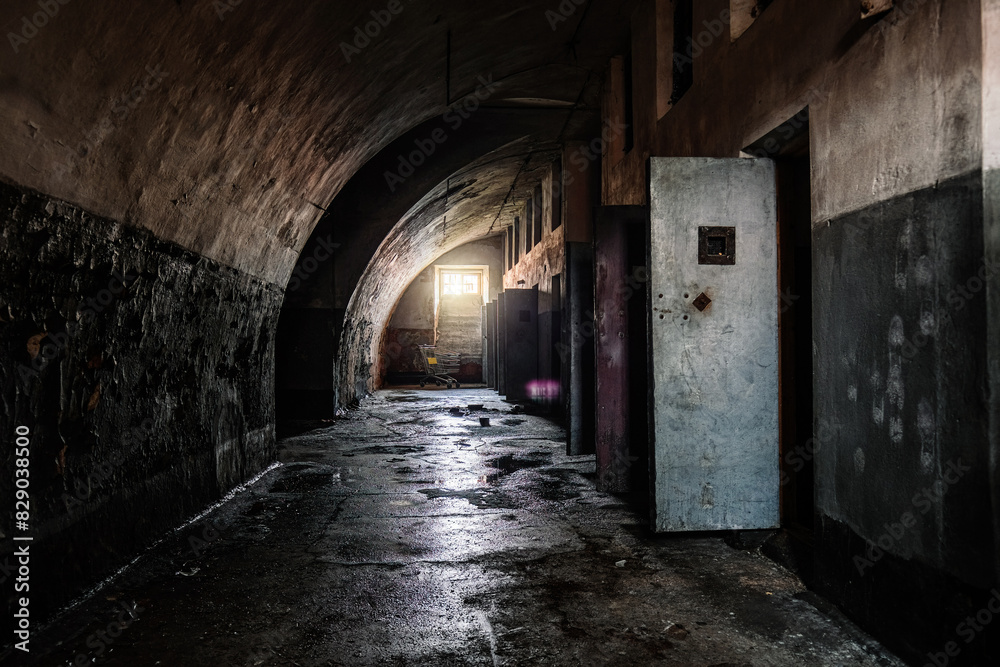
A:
21,390,903,667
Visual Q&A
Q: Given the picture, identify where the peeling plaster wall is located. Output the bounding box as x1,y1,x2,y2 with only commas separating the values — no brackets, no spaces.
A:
502,163,568,388
504,163,568,294
505,224,567,295
0,180,280,621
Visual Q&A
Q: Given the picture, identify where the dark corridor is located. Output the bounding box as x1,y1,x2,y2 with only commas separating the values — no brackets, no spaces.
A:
23,390,901,666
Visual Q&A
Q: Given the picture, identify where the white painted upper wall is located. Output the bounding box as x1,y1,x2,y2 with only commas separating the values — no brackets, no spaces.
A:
984,0,1000,172
812,0,983,223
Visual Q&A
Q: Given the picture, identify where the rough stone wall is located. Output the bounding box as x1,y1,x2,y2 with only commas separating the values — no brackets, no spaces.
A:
0,179,281,622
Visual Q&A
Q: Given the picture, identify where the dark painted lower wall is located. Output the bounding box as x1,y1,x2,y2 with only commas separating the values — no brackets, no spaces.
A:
984,167,1000,595
813,171,999,665
0,180,282,626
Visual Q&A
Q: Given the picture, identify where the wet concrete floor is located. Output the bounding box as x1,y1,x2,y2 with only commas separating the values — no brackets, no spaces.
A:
20,389,905,666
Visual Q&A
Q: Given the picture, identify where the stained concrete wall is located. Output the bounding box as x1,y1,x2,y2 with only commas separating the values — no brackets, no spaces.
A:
0,179,280,622
812,171,994,658
605,0,982,211
603,0,995,661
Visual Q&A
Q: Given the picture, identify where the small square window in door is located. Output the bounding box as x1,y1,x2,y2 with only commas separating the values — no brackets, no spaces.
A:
699,226,736,265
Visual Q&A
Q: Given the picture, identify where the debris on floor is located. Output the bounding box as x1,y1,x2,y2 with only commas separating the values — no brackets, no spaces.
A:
23,389,905,667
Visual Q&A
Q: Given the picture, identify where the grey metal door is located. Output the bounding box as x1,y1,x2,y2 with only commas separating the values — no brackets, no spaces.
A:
648,157,779,532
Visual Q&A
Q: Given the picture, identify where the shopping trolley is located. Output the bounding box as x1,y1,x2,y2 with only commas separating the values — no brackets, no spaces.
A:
418,345,461,388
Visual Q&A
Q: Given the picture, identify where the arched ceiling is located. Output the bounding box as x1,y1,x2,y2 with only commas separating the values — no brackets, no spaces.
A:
338,136,560,399
317,97,601,403
324,107,586,309
0,0,636,286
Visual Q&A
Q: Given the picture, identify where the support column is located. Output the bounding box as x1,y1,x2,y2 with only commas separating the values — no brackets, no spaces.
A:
594,206,643,491
566,242,595,456
497,292,507,396
562,141,598,456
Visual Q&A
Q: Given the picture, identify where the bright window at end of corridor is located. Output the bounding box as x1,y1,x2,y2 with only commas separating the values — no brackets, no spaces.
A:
442,272,482,296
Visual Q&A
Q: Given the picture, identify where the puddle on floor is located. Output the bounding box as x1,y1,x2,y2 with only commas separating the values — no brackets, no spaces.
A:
356,444,427,455
418,487,518,509
482,453,551,483
269,472,335,493
385,394,425,403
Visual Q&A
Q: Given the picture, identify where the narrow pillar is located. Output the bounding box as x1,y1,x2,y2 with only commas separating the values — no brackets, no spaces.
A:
566,242,595,455
594,207,632,491
497,292,507,395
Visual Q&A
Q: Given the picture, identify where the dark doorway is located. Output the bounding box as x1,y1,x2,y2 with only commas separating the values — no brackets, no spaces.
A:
747,109,815,572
